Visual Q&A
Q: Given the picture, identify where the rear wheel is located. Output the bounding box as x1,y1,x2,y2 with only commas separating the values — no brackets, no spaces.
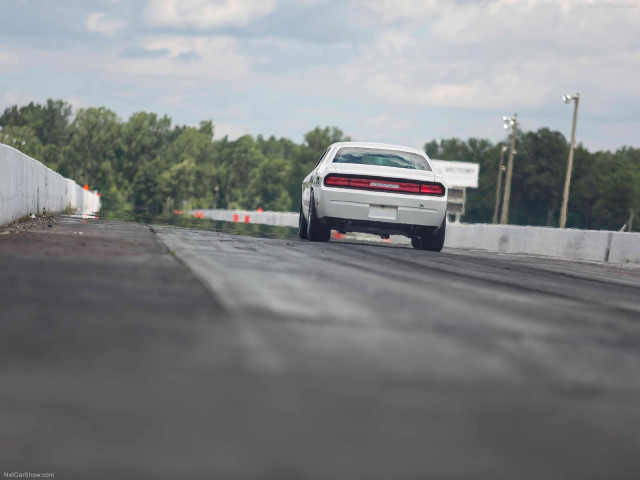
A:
298,202,308,239
307,192,331,242
412,218,446,252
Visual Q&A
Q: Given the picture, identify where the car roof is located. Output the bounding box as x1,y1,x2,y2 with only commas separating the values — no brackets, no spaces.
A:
329,142,427,157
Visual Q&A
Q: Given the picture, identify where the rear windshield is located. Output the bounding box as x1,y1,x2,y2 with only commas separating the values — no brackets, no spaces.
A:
332,147,431,171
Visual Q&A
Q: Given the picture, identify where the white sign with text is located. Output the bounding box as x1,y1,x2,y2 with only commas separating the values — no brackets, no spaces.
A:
429,159,479,188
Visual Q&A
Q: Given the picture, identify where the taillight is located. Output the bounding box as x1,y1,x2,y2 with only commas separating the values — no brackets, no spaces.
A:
398,182,420,193
349,178,371,189
325,175,349,186
420,184,444,195
324,175,444,196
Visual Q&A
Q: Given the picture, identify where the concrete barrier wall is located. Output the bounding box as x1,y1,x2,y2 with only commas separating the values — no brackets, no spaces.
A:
0,144,101,226
195,208,640,266
607,232,640,265
445,223,640,266
444,224,613,262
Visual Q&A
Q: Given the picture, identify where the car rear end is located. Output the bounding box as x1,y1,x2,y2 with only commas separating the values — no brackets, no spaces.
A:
315,146,448,237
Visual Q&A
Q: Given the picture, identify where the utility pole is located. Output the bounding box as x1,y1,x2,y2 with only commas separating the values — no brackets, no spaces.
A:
500,114,518,225
492,145,508,224
559,93,580,229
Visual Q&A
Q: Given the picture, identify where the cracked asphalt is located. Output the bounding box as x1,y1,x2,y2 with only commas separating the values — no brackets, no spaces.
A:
2,217,640,479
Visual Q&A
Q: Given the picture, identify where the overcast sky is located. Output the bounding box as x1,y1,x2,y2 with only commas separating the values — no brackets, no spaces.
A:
0,0,638,151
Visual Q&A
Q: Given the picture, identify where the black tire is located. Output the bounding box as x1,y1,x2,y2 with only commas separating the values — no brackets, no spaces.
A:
419,217,446,252
298,202,308,239
307,192,331,242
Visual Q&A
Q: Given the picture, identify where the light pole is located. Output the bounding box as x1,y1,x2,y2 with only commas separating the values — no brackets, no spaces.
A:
492,145,508,224
500,114,518,225
559,93,580,229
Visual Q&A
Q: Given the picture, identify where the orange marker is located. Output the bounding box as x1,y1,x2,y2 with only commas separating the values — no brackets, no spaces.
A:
233,214,239,222
244,215,250,223
257,207,263,213
83,184,89,191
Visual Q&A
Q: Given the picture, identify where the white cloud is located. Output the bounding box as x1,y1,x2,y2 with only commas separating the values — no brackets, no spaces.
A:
85,12,125,36
2,0,638,151
277,0,637,117
1,91,38,108
144,0,278,28
364,114,413,131
430,0,639,51
0,50,19,69
359,59,553,109
158,93,186,106
115,35,249,80
66,96,90,112
214,121,249,140
352,0,441,22
374,30,416,55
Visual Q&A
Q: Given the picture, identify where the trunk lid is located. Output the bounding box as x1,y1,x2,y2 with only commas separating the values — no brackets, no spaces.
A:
326,163,436,183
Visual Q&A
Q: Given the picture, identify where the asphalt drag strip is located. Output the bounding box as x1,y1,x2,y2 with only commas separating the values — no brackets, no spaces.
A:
155,226,640,480
2,218,640,479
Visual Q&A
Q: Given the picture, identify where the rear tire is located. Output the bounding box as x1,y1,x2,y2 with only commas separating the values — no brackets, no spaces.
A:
298,202,308,239
307,192,331,242
420,218,446,252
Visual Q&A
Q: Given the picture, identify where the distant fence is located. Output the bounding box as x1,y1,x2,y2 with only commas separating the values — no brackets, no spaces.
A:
192,209,640,266
0,144,101,226
193,209,298,227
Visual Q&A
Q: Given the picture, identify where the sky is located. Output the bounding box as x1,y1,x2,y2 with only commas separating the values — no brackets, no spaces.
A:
0,0,638,152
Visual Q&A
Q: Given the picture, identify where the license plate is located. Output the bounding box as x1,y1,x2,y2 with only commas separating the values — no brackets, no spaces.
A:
369,205,397,220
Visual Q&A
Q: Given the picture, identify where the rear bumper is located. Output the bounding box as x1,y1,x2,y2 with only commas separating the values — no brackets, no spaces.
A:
316,185,447,228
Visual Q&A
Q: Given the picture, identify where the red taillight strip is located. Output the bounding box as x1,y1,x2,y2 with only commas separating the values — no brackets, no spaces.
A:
324,175,444,196
325,176,349,186
420,184,444,195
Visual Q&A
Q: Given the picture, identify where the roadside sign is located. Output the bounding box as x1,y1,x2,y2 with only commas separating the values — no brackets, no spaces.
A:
429,160,479,188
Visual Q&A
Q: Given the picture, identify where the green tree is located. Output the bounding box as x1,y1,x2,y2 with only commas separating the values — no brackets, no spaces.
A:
303,126,351,161
0,99,72,148
0,125,43,159
164,125,217,208
424,139,439,158
119,112,173,184
59,108,122,206
132,158,165,213
216,135,265,208
247,158,293,211
512,128,568,226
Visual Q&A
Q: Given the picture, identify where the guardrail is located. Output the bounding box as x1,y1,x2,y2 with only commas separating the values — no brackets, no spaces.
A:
0,144,101,225
193,209,298,227
192,209,640,266
445,223,640,265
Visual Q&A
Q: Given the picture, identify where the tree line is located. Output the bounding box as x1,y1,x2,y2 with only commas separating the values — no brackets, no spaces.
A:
1,99,638,231
425,132,639,231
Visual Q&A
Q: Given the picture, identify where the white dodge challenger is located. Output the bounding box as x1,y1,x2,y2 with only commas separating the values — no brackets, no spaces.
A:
299,142,448,251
